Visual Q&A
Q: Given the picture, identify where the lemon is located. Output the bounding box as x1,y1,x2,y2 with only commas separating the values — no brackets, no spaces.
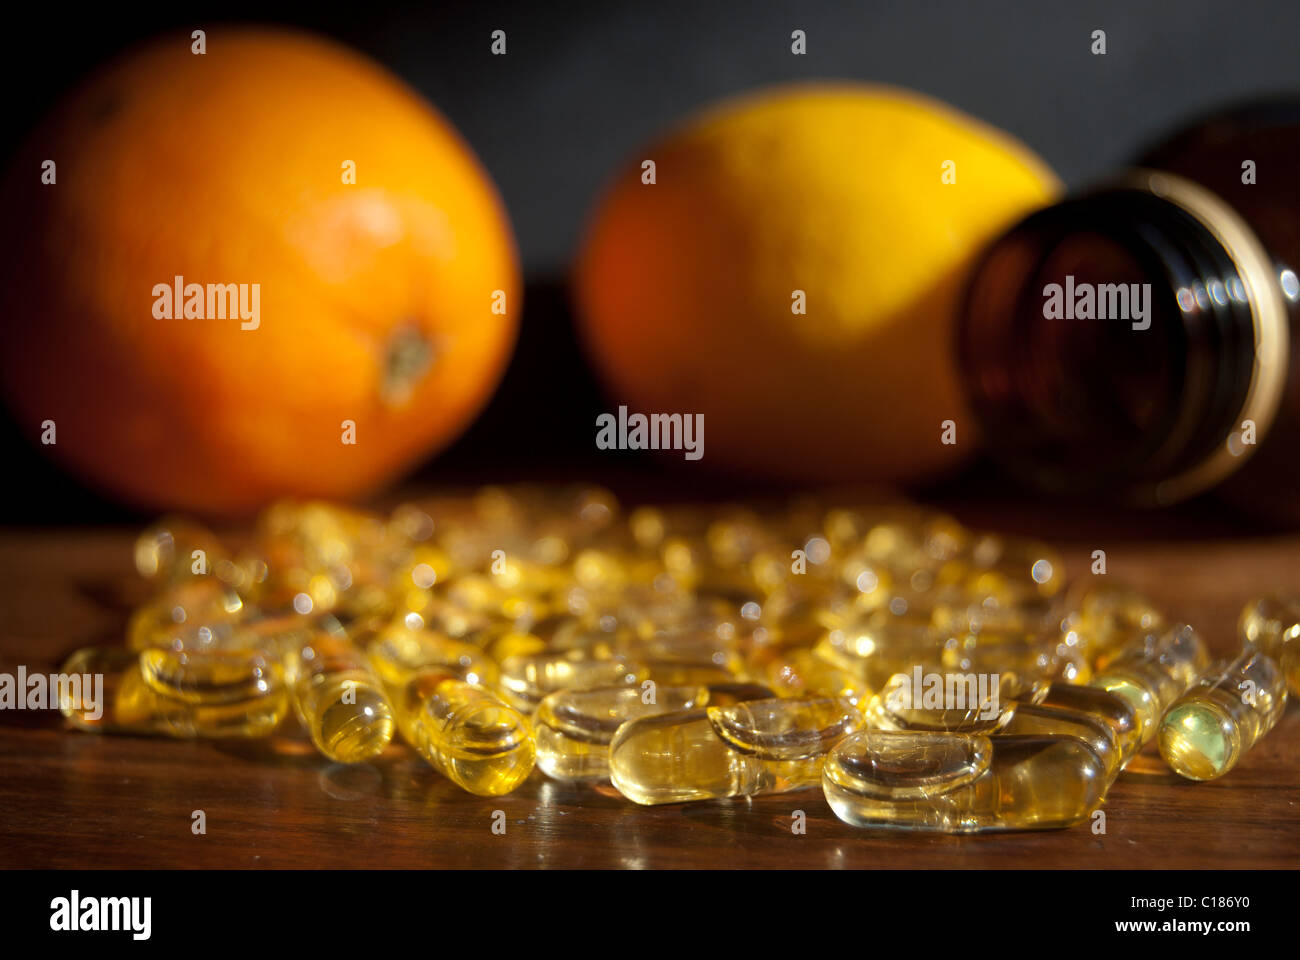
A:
575,82,1061,483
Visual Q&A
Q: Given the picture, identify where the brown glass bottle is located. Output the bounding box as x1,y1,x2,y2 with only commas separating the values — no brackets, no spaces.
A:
958,101,1300,521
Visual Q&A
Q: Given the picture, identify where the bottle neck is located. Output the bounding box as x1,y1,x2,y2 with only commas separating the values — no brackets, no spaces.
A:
958,171,1288,506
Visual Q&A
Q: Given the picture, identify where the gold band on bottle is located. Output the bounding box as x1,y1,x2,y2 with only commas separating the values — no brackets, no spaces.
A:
1119,169,1290,507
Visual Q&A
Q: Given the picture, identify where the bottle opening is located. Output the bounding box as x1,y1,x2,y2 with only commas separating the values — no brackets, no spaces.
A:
959,188,1259,502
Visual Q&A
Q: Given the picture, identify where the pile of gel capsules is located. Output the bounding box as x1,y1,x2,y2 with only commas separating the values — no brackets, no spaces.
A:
60,486,1297,833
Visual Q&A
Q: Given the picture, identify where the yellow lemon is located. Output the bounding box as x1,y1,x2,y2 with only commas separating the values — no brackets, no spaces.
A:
575,83,1061,483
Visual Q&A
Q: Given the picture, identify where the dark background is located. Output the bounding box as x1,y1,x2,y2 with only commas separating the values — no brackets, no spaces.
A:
2,0,1297,522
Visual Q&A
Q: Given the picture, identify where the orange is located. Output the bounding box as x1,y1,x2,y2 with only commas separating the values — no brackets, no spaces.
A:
0,28,519,515
574,83,1060,484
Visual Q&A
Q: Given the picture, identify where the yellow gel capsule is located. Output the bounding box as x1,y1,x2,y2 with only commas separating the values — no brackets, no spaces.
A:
286,633,395,763
823,730,1106,832
1238,595,1300,695
608,696,861,805
498,653,641,712
419,599,494,641
366,622,535,796
260,500,384,562
387,502,436,544
1158,650,1288,781
962,534,1064,601
445,574,509,615
228,610,335,653
59,647,167,733
134,516,226,583
832,560,892,615
1091,624,1208,744
1000,701,1122,782
762,649,871,709
60,646,287,737
944,633,1090,686
705,512,770,568
390,544,457,613
572,547,630,593
259,504,391,602
624,631,746,677
1035,683,1141,765
365,624,498,690
846,508,967,571
813,620,948,689
482,627,548,663
534,684,708,781
706,696,864,759
1072,584,1164,629
413,678,535,796
369,661,444,742
547,620,636,659
629,505,668,549
594,590,720,635
126,579,247,651
139,646,288,737
928,597,1054,644
704,682,778,705
862,667,1022,733
1063,583,1165,667
638,659,736,687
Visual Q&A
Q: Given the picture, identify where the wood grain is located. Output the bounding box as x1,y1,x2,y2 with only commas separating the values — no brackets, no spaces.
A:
2,493,1298,869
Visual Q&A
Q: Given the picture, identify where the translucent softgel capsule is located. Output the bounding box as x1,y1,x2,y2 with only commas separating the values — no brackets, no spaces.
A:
704,682,778,705
707,696,864,759
930,597,1057,644
545,619,633,658
1063,583,1165,667
823,730,1106,832
761,649,870,709
139,646,288,737
629,627,746,676
945,632,1090,686
862,668,1023,733
608,696,862,805
498,652,641,711
364,623,498,690
812,620,948,690
60,646,287,737
839,507,967,572
482,626,548,664
366,631,536,796
126,579,247,651
413,677,536,796
533,684,707,781
380,665,452,745
1035,683,1141,765
1091,623,1209,745
999,701,1122,782
960,534,1065,601
60,647,170,734
638,659,736,687
1158,651,1288,781
285,633,395,763
227,610,330,656
1239,595,1300,695
134,516,226,583
258,501,395,607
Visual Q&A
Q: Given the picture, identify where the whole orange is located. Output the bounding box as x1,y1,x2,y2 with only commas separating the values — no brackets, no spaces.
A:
0,28,519,515
574,84,1060,484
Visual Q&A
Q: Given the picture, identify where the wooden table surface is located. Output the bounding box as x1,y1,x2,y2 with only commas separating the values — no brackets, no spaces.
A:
2,492,1298,869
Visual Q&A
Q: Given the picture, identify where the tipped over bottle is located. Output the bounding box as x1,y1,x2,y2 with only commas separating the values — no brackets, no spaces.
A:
959,101,1300,520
